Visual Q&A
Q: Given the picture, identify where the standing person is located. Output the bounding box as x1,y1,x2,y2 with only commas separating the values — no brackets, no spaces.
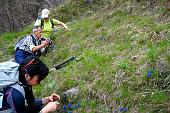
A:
0,56,60,113
34,8,70,39
15,28,49,65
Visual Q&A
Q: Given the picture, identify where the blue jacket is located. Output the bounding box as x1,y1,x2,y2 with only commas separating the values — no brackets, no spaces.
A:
0,78,43,113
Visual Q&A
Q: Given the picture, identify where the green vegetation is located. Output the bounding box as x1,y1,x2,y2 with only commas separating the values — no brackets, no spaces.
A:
0,0,169,112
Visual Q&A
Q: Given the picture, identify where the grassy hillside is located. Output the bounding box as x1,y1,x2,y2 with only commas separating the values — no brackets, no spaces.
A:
0,0,170,113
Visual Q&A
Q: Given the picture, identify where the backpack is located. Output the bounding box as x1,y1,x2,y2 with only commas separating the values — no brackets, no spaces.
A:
0,61,25,108
41,18,54,29
14,35,41,56
14,35,35,51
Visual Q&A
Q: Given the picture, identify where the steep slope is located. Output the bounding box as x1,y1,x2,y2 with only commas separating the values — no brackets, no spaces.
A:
0,0,170,113
40,1,170,112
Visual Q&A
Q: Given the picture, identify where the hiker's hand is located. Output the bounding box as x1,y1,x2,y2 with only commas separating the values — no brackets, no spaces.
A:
66,28,71,31
49,93,60,102
42,93,60,104
41,102,60,113
41,40,49,46
46,39,52,45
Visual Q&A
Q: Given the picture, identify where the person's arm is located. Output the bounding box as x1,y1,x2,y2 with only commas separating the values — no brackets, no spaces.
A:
26,99,43,113
24,86,43,112
40,102,60,113
7,88,26,113
53,19,70,31
42,93,60,105
32,40,49,52
24,86,60,113
28,35,49,52
39,93,60,113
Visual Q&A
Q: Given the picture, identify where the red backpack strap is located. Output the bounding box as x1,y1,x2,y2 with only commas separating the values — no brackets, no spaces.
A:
21,58,37,71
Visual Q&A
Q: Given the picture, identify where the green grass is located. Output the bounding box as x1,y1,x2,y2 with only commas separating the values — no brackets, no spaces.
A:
0,0,170,112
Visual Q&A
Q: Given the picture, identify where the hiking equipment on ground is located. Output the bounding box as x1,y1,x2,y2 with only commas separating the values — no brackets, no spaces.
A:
50,56,76,71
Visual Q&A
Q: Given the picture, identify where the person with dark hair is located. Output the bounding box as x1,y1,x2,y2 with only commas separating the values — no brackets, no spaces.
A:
15,28,50,65
0,56,60,113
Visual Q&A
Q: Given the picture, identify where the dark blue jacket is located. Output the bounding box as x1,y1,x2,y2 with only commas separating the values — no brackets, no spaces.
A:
0,76,43,113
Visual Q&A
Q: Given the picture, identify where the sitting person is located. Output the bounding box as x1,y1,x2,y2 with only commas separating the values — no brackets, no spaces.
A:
34,8,70,39
15,28,49,65
0,56,60,113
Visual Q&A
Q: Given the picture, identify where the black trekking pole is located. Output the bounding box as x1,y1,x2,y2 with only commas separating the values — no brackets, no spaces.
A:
50,56,76,71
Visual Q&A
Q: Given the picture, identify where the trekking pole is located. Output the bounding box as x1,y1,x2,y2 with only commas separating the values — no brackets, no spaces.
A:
50,56,76,71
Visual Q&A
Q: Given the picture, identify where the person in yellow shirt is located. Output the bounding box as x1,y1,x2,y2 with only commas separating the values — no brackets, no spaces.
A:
34,9,69,53
34,8,69,39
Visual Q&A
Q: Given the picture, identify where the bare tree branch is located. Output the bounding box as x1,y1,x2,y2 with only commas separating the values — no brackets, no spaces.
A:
0,0,65,35
24,1,41,5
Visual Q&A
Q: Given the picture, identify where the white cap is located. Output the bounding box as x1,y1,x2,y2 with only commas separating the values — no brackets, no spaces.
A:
41,9,50,18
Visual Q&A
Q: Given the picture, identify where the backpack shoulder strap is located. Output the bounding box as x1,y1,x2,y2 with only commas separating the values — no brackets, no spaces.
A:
30,35,41,56
10,83,25,98
41,18,54,28
30,35,37,46
50,19,54,28
41,18,44,29
0,83,25,110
